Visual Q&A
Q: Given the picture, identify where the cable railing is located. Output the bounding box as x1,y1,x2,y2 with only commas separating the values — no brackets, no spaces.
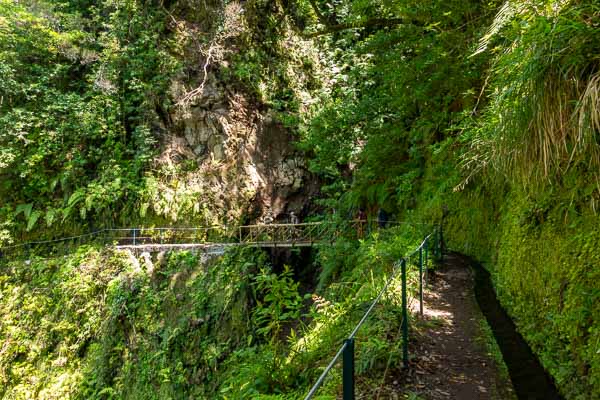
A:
0,219,428,260
304,227,441,400
0,219,444,399
0,223,327,255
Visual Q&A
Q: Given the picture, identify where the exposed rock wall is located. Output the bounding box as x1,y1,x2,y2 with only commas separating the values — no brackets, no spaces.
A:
159,82,316,223
148,2,323,225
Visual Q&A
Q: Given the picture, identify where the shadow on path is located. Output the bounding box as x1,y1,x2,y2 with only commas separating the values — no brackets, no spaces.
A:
399,252,515,399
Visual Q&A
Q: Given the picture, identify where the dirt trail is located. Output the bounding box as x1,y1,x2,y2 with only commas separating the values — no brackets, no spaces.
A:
398,253,516,400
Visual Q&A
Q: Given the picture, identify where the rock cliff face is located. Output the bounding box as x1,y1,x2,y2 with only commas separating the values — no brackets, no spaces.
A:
153,69,319,223
147,2,323,225
157,79,316,224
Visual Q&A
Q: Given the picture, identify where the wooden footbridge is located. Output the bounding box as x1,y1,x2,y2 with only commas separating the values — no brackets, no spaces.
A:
1,220,391,258
113,222,336,254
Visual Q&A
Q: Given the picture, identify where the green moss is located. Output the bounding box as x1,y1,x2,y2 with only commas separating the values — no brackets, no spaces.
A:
415,177,600,399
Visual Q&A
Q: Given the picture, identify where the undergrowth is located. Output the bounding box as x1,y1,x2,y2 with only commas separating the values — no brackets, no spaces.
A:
0,224,429,399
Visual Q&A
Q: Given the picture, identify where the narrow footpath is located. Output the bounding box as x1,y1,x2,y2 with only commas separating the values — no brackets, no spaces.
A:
397,253,517,400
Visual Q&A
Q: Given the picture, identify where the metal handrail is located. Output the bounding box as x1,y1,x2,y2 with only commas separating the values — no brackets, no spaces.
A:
0,220,435,262
304,233,435,400
0,229,108,250
304,341,350,399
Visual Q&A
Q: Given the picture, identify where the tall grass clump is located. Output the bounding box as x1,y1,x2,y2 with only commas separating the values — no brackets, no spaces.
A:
463,1,600,194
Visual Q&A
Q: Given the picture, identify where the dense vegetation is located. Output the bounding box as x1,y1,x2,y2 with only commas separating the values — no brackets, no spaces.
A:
0,0,179,237
298,1,600,398
1,226,432,398
0,0,319,238
1,0,599,398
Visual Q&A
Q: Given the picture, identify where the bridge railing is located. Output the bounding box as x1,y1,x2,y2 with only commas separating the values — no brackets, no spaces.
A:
0,219,437,260
0,227,228,259
238,221,331,244
303,227,441,400
106,226,236,246
0,230,106,260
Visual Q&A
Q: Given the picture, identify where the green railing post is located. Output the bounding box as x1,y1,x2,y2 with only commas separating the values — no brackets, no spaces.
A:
424,238,429,286
439,222,444,263
343,339,355,400
132,228,136,246
401,259,409,369
419,246,424,317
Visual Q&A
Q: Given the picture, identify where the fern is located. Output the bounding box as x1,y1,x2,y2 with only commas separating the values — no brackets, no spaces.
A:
15,203,33,219
26,210,42,231
62,190,86,222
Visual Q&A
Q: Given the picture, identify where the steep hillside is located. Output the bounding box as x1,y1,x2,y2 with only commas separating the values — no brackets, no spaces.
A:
0,226,430,398
297,0,600,398
0,0,325,243
1,0,599,399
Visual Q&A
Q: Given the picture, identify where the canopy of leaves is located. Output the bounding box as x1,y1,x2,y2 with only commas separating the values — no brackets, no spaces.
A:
0,0,178,235
300,0,497,212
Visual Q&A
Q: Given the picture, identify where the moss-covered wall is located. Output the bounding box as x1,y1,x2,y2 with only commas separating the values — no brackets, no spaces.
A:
424,181,600,399
0,247,266,399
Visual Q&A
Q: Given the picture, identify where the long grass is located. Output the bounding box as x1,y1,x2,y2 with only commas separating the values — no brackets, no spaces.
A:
461,0,600,193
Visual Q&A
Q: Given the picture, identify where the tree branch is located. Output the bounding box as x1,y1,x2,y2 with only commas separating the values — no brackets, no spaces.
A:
307,0,332,27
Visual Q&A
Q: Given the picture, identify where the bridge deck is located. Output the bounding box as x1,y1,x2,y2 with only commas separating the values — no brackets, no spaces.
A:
114,240,322,254
1,220,416,259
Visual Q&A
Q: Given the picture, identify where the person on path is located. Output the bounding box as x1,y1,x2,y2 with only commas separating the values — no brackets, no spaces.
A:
377,208,389,228
263,210,274,224
289,211,299,225
289,211,300,240
357,208,367,238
